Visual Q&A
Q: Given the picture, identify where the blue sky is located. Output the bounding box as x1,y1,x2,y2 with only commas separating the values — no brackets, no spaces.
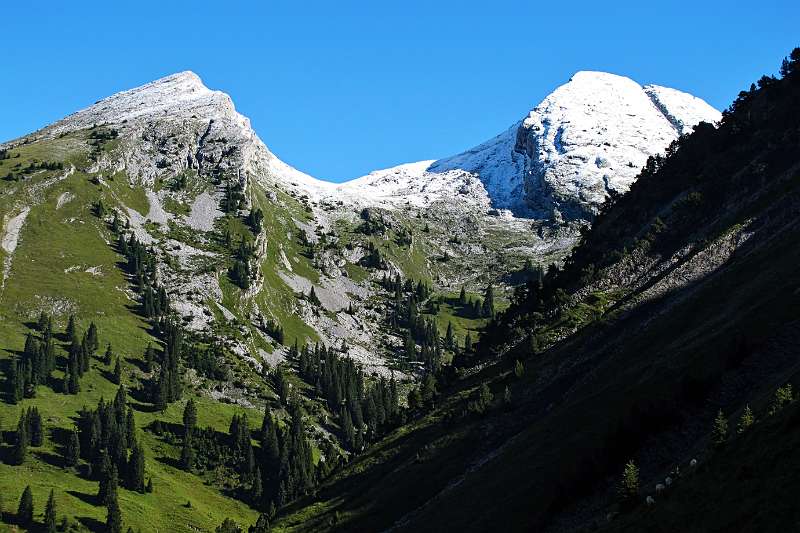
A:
1,1,797,182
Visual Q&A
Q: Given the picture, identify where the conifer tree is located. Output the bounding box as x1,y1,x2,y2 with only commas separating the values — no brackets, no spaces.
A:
65,428,80,468
13,415,28,464
444,322,454,350
459,285,467,305
514,360,524,379
87,322,99,353
252,466,263,507
524,333,538,356
99,464,119,505
251,514,270,533
183,399,197,439
44,489,57,533
106,487,123,533
28,407,43,446
113,357,122,385
126,408,136,446
8,357,24,403
619,460,639,501
503,385,512,406
482,284,495,318
769,384,794,415
67,358,81,394
66,314,76,339
712,410,728,447
17,485,33,527
180,438,195,471
127,439,146,493
737,405,754,434
308,286,320,306
104,344,114,366
37,311,49,332
144,343,156,373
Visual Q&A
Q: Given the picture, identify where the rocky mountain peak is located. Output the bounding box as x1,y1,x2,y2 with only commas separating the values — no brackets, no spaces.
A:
514,70,721,219
45,70,249,137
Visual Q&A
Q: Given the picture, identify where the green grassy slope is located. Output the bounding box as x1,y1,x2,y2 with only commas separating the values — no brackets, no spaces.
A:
0,138,264,531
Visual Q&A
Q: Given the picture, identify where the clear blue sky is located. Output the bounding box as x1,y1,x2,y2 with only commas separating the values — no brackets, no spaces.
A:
1,1,797,182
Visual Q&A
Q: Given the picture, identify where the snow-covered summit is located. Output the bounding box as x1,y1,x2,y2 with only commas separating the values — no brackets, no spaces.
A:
26,69,719,220
49,71,249,134
38,71,335,194
514,70,721,218
340,70,720,219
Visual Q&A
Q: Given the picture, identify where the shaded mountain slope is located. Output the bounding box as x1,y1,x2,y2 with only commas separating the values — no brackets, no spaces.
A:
274,50,800,533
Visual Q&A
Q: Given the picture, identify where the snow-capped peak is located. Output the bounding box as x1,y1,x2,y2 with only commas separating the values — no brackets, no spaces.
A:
337,71,720,219
514,70,721,218
26,69,719,220
48,70,248,134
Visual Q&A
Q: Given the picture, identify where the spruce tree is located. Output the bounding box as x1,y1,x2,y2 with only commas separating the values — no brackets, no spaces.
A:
127,439,146,493
737,405,754,434
66,314,76,339
87,322,99,353
144,343,156,373
528,333,540,356
514,360,524,379
113,357,122,385
180,438,194,471
458,285,467,305
99,464,119,505
8,358,24,404
252,467,263,507
104,344,114,366
65,428,80,468
13,415,28,465
44,489,57,533
28,407,43,446
251,514,270,533
444,322,454,350
37,311,49,331
183,399,197,439
106,489,123,533
17,485,33,527
619,460,639,502
482,284,495,318
712,410,728,447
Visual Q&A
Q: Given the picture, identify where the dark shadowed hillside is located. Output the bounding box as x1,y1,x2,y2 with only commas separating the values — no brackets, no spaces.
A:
274,48,800,533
